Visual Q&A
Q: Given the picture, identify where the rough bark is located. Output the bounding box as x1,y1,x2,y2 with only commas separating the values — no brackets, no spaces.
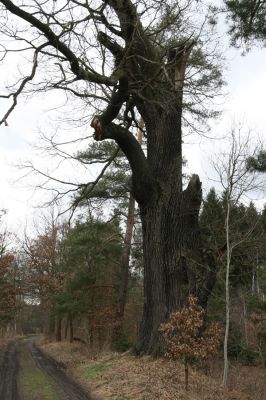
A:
92,103,205,356
132,110,202,355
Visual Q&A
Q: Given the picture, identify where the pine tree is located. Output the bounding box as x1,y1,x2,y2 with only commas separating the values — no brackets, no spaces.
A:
56,217,122,345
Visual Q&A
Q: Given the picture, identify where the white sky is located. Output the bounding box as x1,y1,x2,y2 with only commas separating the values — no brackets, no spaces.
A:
184,45,266,199
0,10,266,234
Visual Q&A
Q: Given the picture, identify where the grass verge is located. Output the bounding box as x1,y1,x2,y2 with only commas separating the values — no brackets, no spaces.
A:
18,366,59,400
18,340,59,400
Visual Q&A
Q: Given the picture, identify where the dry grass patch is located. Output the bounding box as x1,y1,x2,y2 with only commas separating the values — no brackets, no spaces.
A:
41,341,258,400
210,360,266,400
76,353,251,400
41,340,91,368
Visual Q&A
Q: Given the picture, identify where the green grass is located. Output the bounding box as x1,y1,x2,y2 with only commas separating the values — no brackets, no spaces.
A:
19,367,60,400
81,361,109,380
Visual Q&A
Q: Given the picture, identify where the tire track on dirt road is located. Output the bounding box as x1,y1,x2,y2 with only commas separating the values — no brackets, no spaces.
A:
28,340,92,400
0,338,96,400
0,341,19,400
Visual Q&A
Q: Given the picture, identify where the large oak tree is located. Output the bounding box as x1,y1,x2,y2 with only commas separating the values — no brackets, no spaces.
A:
0,0,223,354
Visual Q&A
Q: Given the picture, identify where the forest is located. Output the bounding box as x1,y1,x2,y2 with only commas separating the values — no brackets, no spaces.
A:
0,0,266,399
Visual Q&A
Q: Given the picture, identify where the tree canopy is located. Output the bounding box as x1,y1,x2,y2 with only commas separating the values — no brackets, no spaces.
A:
224,0,266,47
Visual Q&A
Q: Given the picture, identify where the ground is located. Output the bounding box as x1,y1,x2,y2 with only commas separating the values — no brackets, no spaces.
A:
0,337,94,400
1,337,265,399
41,341,266,400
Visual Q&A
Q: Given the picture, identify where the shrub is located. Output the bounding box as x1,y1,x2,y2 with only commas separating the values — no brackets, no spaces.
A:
160,295,221,390
112,328,133,352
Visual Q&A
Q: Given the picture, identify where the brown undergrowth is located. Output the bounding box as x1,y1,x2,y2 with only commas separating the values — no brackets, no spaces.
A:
41,341,266,400
0,339,8,352
0,335,20,351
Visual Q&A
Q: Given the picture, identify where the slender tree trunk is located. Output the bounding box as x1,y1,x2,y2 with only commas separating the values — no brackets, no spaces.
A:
252,266,255,293
56,317,62,342
13,318,17,335
185,362,189,391
241,288,248,346
223,200,231,387
118,119,143,321
69,316,73,343
116,195,135,321
64,316,69,340
252,249,259,294
256,248,260,295
113,121,143,344
113,194,135,346
48,311,55,338
86,317,92,346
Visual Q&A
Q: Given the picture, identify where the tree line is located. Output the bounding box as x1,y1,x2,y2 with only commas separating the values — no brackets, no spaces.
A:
1,173,266,356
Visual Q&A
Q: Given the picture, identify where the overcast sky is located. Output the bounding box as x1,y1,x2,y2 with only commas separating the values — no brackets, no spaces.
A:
184,45,266,197
0,9,266,234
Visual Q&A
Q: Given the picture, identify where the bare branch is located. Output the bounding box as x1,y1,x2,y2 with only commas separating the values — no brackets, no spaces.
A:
0,0,116,86
0,45,42,125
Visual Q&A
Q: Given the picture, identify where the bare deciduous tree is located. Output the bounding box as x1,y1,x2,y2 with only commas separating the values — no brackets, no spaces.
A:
212,123,262,386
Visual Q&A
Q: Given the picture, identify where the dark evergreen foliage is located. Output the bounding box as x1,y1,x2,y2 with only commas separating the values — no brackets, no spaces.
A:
247,150,266,172
54,218,122,326
225,0,266,47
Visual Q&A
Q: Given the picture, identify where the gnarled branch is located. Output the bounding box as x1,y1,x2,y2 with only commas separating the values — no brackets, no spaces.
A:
91,119,155,205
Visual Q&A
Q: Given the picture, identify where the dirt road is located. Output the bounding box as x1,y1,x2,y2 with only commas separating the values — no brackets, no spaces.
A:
0,337,94,400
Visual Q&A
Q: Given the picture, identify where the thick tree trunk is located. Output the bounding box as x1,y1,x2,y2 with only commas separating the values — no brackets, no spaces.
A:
90,48,208,357
92,106,211,356
134,111,202,355
135,198,196,354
